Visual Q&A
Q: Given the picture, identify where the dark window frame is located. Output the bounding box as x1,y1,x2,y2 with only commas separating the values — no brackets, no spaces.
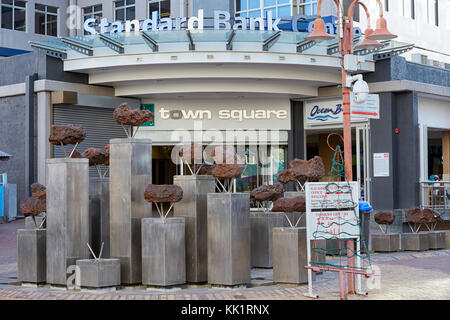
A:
35,3,58,36
1,0,26,32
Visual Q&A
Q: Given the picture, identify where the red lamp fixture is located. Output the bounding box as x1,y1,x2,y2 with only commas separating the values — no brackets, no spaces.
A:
366,15,397,41
355,28,384,50
304,16,335,42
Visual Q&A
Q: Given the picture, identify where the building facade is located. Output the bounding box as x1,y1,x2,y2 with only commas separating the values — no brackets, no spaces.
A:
0,0,449,228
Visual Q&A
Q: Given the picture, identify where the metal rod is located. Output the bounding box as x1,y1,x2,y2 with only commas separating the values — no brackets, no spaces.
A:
38,216,46,229
294,214,304,228
195,163,204,175
154,202,163,218
86,243,97,260
164,203,175,220
121,124,130,138
98,242,104,260
60,142,67,158
69,142,79,158
95,165,103,180
284,213,294,228
103,167,110,178
216,178,227,193
32,215,38,229
132,125,140,138
184,159,195,175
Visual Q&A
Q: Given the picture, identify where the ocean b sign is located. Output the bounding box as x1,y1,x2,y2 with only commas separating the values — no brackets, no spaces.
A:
304,99,368,127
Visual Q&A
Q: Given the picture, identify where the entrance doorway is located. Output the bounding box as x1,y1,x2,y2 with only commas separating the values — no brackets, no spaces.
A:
305,124,371,202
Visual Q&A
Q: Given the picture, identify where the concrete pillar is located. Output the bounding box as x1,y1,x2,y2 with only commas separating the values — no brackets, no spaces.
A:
46,158,90,285
443,131,450,181
109,138,152,284
272,227,309,284
207,193,250,286
89,178,110,258
173,175,215,283
76,259,121,288
18,229,46,283
36,91,51,185
250,211,284,268
142,218,186,286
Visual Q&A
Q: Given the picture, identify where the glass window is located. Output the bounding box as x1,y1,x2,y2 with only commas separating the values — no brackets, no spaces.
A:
297,0,317,16
115,0,135,21
35,4,58,36
83,4,103,35
149,0,170,18
1,0,26,31
237,0,294,18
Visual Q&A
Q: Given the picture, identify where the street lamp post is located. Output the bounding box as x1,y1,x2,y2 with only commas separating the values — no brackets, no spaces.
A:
305,0,396,296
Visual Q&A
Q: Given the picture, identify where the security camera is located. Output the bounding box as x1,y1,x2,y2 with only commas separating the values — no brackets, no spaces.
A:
346,74,369,104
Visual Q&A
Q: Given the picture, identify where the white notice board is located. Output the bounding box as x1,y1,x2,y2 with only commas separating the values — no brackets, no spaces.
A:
373,153,390,177
305,182,360,241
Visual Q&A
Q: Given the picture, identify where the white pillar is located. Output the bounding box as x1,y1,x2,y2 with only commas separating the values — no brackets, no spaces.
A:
37,91,52,185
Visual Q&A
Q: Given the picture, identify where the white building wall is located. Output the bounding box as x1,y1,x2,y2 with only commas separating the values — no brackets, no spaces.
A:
356,0,450,65
0,0,70,51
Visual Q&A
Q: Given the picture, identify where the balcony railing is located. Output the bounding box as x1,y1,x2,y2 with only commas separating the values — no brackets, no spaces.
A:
420,180,450,210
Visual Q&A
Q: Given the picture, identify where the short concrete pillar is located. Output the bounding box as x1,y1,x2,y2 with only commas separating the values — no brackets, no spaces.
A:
46,158,90,285
25,214,46,229
401,232,429,251
142,218,186,286
109,138,152,284
89,178,110,258
283,191,305,198
76,259,121,288
207,193,250,286
17,229,46,283
371,234,400,252
250,211,284,268
445,230,450,249
173,175,215,283
428,231,446,250
272,227,308,284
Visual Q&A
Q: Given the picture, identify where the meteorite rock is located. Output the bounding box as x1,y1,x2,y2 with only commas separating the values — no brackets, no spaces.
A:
197,164,216,175
272,197,306,213
144,184,183,203
277,169,298,184
374,211,395,225
70,150,83,159
289,156,325,182
422,208,443,223
250,183,284,202
30,183,46,201
211,146,243,165
81,148,109,166
405,207,426,224
179,143,203,164
48,124,86,146
103,145,110,166
113,103,154,127
20,197,46,217
212,164,245,180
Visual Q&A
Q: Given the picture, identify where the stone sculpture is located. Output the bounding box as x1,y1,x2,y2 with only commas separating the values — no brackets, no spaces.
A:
48,124,86,158
144,184,183,219
374,211,395,225
277,156,325,190
82,148,109,166
20,183,47,229
406,207,442,233
113,103,153,138
272,196,306,213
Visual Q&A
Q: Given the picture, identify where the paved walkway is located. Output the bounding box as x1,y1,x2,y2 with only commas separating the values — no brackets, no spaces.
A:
1,219,450,300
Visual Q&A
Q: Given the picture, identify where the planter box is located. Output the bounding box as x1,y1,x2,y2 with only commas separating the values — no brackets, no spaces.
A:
142,218,186,286
272,227,309,284
109,138,152,284
445,230,450,249
17,229,46,283
250,211,284,268
207,193,250,286
76,259,120,288
401,232,429,251
46,158,90,285
371,234,400,252
428,231,446,250
173,175,215,283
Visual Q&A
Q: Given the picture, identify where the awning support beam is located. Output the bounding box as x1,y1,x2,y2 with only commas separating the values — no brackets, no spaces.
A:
29,42,67,59
226,30,236,50
263,31,281,52
186,30,195,50
142,32,159,52
99,34,125,54
61,38,93,56
297,40,316,53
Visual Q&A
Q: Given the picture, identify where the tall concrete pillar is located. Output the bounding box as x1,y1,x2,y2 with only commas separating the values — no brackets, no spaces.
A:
89,178,110,258
46,158,90,285
207,193,250,286
109,138,152,284
173,175,215,283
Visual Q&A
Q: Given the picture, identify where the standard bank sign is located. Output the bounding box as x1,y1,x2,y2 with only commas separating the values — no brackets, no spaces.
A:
84,10,360,35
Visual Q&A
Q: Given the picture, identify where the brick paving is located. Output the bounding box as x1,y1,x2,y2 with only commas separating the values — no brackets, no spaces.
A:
1,219,450,300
